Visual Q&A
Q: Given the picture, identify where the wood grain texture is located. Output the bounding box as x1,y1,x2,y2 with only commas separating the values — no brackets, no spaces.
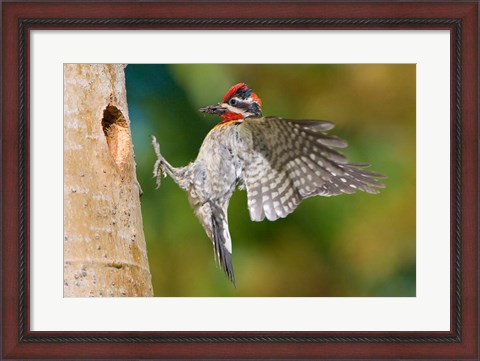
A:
1,1,478,360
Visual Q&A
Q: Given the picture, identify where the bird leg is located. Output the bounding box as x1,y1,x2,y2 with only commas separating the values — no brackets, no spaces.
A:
151,135,176,189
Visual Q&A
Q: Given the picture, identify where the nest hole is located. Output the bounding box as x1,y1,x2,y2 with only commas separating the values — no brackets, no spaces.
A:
102,105,130,170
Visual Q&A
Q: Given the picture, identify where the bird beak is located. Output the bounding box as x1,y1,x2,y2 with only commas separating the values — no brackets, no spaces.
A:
198,103,228,115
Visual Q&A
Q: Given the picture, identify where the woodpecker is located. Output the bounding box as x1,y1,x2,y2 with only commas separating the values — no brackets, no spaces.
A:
151,83,385,285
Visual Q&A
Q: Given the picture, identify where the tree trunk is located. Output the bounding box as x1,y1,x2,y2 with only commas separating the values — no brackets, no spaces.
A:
63,64,153,297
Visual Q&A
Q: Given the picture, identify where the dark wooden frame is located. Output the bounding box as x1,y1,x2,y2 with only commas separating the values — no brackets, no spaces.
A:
1,1,478,359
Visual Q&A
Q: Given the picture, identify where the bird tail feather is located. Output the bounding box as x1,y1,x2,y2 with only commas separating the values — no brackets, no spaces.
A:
210,204,236,286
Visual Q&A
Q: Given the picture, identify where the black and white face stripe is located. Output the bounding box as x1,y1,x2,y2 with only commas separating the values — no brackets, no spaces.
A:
225,97,262,118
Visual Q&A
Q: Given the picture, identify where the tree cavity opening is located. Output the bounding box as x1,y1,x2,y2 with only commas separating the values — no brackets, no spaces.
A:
102,105,131,171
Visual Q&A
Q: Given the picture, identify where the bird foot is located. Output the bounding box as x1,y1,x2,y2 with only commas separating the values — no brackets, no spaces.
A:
151,135,168,189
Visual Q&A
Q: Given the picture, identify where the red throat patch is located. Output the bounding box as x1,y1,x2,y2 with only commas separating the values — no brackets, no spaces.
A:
220,112,244,122
216,83,261,127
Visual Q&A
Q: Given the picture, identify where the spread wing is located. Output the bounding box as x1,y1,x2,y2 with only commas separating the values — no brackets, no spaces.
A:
238,116,385,222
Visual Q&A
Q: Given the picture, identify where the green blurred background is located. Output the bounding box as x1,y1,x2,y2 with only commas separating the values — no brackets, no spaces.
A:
124,64,416,297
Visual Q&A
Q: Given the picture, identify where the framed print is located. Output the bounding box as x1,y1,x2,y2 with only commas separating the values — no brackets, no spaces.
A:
1,1,478,360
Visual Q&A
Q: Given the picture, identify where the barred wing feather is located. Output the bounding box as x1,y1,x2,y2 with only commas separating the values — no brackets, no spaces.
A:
239,117,385,222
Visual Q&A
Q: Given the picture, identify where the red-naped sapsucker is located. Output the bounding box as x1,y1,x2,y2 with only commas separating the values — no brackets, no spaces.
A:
152,83,385,285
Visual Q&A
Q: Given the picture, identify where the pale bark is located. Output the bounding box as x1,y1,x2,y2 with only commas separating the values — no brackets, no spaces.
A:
63,64,153,297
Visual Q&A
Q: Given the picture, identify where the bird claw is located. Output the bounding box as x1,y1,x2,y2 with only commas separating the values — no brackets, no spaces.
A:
151,134,166,189
152,161,162,189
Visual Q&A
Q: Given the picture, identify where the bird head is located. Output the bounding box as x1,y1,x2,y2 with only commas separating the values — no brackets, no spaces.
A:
199,83,262,122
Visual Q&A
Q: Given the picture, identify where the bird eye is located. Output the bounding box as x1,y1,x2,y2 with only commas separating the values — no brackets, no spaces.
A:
229,98,237,106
